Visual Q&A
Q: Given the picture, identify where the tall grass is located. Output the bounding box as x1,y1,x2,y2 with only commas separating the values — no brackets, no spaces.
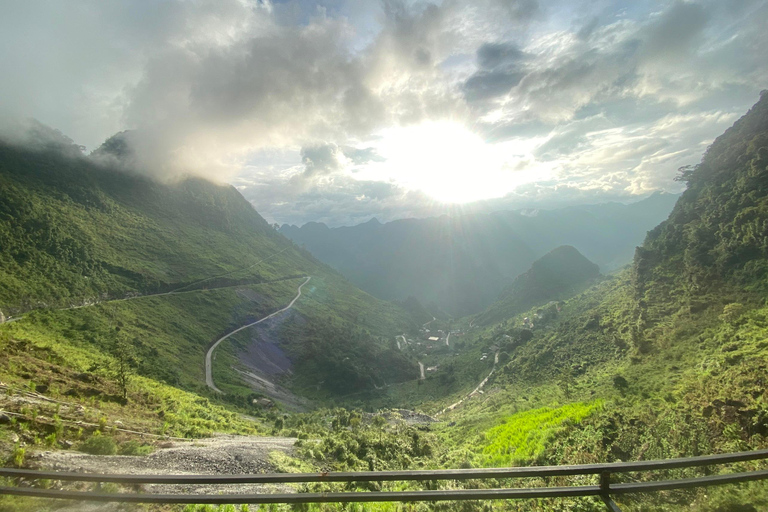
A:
482,401,603,466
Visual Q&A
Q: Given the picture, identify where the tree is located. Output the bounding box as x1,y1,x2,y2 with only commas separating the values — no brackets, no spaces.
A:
371,415,387,443
111,332,135,404
558,368,575,399
720,303,745,324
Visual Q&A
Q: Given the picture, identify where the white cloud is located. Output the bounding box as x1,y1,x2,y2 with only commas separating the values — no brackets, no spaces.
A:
0,0,765,225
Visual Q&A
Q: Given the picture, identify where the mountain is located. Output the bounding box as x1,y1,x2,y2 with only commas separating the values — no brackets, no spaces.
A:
280,193,678,317
458,93,768,494
0,137,417,404
333,94,768,510
1,99,768,512
477,245,600,326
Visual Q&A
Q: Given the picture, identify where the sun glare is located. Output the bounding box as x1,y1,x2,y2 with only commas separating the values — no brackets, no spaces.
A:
356,122,547,203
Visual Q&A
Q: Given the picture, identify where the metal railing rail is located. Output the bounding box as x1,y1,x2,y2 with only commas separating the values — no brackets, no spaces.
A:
1,448,767,510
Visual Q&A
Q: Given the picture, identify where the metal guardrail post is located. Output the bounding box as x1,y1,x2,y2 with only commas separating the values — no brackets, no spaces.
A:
600,471,622,511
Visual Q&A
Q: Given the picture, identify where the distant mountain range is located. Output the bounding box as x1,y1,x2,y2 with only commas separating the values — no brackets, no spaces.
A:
280,192,679,316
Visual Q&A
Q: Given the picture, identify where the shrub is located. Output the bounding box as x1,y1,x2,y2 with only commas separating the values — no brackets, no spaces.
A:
9,444,26,468
78,433,117,455
118,440,154,456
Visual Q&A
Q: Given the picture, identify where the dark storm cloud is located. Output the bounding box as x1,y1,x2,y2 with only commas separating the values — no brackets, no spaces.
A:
476,42,528,69
463,70,526,101
462,43,530,102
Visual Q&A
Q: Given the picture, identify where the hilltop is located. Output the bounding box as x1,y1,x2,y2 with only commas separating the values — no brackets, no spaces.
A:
477,245,600,326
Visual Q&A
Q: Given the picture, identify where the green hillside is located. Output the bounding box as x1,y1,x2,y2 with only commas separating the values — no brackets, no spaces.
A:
3,94,768,512
0,139,418,409
426,93,768,509
284,94,768,511
477,245,600,325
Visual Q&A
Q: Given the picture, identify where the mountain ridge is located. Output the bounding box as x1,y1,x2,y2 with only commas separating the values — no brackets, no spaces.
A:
280,192,678,316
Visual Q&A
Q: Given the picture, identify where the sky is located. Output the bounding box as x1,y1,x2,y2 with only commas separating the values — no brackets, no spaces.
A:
0,0,766,226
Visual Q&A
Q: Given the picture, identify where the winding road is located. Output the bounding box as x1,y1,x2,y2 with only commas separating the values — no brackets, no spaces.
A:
205,276,311,393
436,351,499,416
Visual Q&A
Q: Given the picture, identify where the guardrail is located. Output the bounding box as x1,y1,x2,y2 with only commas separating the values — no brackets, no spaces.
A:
2,449,767,510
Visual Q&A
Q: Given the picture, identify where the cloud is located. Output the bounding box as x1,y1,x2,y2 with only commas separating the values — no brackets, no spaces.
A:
641,1,709,64
0,0,766,226
235,164,439,227
301,144,346,177
341,146,386,165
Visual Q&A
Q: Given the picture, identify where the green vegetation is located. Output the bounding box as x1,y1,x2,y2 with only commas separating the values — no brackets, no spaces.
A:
78,432,117,455
3,94,768,512
0,139,419,409
477,245,600,326
482,402,603,466
280,194,677,316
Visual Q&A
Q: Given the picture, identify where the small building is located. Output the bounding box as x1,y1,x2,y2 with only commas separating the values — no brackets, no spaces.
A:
428,336,439,342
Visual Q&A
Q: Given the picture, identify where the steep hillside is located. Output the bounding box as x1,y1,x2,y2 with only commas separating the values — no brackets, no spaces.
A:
280,193,677,316
0,139,285,314
423,93,768,510
635,91,768,324
477,245,600,326
0,138,417,406
315,94,768,512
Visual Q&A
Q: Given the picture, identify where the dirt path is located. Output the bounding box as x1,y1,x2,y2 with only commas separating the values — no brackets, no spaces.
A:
418,361,425,380
206,276,311,393
436,351,499,416
172,247,291,294
34,434,299,496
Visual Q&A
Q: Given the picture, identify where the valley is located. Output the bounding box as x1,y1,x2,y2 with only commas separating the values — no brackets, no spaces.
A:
2,94,768,512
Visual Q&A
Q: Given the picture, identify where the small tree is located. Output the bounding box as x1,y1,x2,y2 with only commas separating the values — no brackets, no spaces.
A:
111,332,135,404
371,415,387,443
720,303,745,324
558,368,575,400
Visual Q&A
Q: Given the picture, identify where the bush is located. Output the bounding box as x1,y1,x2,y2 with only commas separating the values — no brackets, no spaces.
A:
78,433,117,455
118,439,154,456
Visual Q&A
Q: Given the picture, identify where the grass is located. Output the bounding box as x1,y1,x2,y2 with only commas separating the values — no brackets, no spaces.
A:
481,401,603,466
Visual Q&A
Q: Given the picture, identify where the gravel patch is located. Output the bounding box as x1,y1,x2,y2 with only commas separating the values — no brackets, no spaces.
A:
32,435,301,496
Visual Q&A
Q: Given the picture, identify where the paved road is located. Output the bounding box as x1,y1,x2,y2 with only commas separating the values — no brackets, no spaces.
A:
205,276,311,393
